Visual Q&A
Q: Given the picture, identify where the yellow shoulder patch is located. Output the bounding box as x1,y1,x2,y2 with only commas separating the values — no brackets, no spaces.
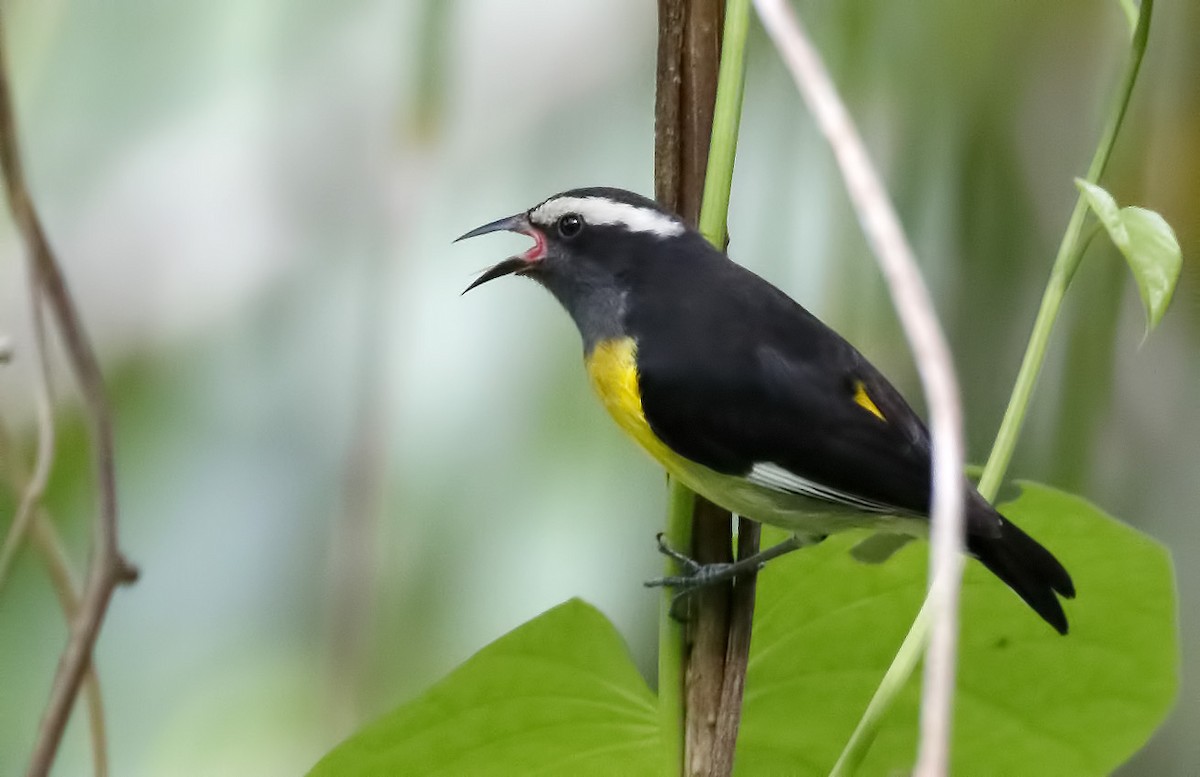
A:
852,380,886,421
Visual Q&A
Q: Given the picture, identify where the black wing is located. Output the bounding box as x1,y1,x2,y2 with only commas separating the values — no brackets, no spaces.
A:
626,245,1069,629
628,252,941,519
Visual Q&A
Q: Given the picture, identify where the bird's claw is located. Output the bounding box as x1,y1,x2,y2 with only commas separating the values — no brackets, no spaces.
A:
649,532,706,577
645,533,742,620
644,563,736,593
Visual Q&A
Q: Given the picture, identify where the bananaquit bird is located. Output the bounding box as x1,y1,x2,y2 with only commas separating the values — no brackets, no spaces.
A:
457,186,1075,634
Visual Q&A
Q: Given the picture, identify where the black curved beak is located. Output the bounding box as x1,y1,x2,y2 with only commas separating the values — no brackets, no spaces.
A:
462,257,528,294
456,213,533,294
454,214,525,243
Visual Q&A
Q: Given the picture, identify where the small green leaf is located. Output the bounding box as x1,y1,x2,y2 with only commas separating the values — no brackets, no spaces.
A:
1075,178,1128,247
308,599,660,777
1075,179,1182,332
1118,206,1182,330
738,482,1179,776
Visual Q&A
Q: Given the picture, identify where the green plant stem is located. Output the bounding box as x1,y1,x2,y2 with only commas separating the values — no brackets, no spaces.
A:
829,3,1154,772
698,0,751,246
659,479,695,776
1050,245,1123,489
977,0,1151,503
830,599,932,777
979,233,1089,502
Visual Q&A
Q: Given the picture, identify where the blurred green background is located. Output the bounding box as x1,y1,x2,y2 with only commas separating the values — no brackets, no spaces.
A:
0,0,1195,775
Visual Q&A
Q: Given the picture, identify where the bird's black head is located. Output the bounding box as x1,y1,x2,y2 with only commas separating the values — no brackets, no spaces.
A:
456,187,701,348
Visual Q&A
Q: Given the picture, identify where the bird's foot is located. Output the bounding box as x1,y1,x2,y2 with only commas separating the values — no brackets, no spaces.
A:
644,533,754,592
645,531,817,619
645,533,758,619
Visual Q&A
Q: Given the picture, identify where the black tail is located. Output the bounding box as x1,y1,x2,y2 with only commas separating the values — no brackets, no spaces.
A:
967,509,1076,635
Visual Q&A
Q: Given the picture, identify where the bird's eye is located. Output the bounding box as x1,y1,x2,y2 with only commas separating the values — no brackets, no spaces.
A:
557,213,584,239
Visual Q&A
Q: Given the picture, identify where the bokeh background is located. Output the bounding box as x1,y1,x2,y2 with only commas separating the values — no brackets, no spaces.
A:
0,1,1196,775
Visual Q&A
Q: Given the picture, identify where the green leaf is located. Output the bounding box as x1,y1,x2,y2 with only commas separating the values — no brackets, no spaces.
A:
738,482,1178,776
309,599,660,777
1075,179,1183,331
309,486,1175,777
1119,206,1183,331
1076,179,1127,246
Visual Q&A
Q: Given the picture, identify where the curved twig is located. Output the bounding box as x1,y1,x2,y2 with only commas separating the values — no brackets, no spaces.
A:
0,417,110,777
29,516,111,777
752,2,966,774
0,12,137,777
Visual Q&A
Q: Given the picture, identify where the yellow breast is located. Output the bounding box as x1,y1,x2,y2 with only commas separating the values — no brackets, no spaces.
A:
583,338,898,535
585,338,677,465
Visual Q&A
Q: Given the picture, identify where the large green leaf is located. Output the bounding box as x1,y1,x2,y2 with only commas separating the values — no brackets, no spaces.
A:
309,484,1175,776
1076,179,1182,331
737,482,1178,776
309,599,661,777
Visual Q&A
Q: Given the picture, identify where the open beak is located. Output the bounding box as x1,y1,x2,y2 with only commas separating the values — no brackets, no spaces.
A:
455,214,536,294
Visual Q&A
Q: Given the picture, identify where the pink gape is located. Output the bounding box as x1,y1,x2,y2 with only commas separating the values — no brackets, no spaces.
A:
520,225,547,262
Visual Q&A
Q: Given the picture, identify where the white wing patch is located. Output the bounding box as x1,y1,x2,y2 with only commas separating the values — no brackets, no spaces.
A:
530,196,685,238
748,462,896,513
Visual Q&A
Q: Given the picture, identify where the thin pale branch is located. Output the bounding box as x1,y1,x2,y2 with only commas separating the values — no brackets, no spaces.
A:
0,12,137,777
751,2,966,775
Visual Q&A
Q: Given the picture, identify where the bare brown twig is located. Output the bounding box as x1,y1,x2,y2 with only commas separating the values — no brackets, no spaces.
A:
0,13,137,777
656,2,759,775
0,418,110,777
710,517,759,775
29,518,111,777
684,501,734,776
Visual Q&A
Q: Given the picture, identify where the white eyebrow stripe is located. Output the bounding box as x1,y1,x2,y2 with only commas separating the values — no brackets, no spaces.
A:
530,196,685,238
